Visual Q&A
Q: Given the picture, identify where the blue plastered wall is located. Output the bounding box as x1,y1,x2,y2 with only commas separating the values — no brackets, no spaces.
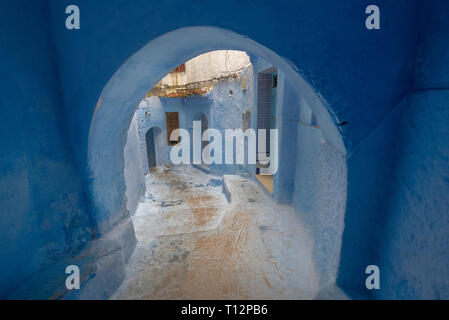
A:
134,96,212,167
46,0,421,245
378,91,449,299
208,65,255,175
124,112,146,215
280,79,347,288
0,0,95,297
375,1,449,299
337,96,406,298
251,55,347,288
336,0,449,299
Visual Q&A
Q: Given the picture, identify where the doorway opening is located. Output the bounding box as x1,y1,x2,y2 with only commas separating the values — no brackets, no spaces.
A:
192,112,210,172
256,67,278,194
145,127,163,171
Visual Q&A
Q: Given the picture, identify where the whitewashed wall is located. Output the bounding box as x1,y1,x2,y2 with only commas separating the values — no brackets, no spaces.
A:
159,50,250,86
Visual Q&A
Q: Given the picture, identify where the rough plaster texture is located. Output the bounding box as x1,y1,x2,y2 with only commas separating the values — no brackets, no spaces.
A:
314,143,347,288
339,89,449,300
377,91,449,299
290,124,347,288
338,1,449,299
159,50,250,86
136,96,212,168
372,1,449,299
134,63,254,177
271,64,347,288
208,64,255,175
124,112,146,215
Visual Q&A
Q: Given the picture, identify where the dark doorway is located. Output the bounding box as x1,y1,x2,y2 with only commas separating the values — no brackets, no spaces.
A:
145,127,161,169
200,113,208,152
192,112,210,172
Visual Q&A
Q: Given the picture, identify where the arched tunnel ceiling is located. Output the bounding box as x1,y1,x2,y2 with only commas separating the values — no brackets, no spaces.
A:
48,0,422,165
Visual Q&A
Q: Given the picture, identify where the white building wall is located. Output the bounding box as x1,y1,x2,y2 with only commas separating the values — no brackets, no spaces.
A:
159,50,250,86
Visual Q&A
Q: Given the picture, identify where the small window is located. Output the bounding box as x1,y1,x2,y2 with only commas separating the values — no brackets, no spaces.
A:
171,64,185,73
165,112,180,146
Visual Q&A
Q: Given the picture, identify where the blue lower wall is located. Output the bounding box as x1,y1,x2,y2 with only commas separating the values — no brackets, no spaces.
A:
377,90,449,299
0,0,95,297
1,0,449,299
135,96,212,167
338,90,449,299
337,96,406,298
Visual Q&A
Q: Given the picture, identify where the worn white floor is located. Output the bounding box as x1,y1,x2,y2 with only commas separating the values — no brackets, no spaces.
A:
112,165,319,299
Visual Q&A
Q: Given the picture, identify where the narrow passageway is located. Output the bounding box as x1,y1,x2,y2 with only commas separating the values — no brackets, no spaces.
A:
113,165,319,299
3,2,447,301
114,49,343,300
134,165,229,239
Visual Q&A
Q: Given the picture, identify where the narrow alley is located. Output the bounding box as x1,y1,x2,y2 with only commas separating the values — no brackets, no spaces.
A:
113,166,319,299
